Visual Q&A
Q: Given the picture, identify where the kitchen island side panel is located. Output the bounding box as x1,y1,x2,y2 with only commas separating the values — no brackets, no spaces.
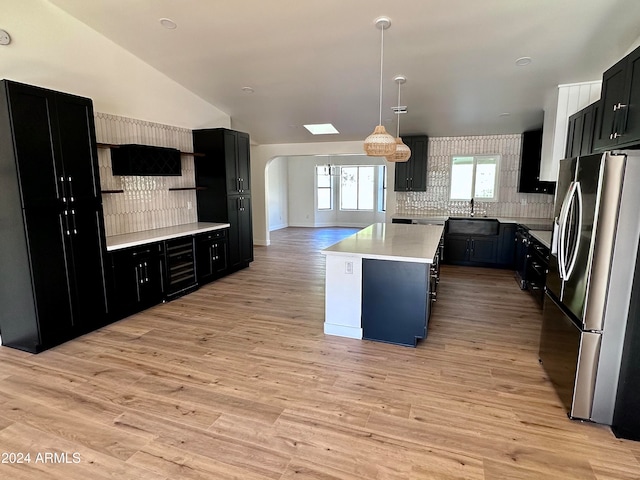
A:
324,255,363,339
362,259,429,347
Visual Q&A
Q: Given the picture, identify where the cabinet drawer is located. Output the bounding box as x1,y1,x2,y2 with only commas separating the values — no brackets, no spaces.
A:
198,229,227,241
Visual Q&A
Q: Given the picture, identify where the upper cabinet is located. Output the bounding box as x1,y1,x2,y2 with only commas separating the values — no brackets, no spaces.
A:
593,46,640,151
518,129,555,195
565,101,598,158
394,135,428,192
540,81,602,182
194,128,250,196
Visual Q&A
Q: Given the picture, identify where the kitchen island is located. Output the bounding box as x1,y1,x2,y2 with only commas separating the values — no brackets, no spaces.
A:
321,223,444,346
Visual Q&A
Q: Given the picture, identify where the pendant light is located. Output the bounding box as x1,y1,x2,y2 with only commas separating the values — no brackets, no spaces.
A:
386,75,411,163
363,17,397,157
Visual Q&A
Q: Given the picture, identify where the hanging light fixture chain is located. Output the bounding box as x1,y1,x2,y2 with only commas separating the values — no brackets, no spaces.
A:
396,79,401,137
379,25,385,125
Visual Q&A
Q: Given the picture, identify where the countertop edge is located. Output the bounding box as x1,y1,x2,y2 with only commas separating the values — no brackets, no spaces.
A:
106,222,231,251
321,250,434,264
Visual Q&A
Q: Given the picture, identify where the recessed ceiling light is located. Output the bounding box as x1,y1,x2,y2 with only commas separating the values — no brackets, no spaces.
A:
515,57,532,66
304,123,339,135
0,29,11,46
499,112,511,117
241,86,254,94
159,18,177,29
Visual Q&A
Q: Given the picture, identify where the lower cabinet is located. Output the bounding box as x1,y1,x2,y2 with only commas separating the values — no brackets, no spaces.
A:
444,234,498,265
108,243,165,319
444,222,516,268
361,258,432,347
195,229,229,284
227,195,253,270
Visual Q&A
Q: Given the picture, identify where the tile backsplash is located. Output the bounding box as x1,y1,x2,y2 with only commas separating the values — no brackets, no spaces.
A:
396,134,555,218
95,113,197,236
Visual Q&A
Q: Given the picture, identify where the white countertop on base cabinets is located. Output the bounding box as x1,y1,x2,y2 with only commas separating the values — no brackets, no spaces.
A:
321,223,444,264
106,222,230,251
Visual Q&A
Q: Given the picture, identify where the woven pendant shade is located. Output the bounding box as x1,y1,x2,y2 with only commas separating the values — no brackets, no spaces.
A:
364,17,396,158
364,125,397,156
386,137,411,162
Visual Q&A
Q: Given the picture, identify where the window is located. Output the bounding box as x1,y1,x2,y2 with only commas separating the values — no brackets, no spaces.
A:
450,155,499,201
316,166,333,210
340,166,375,210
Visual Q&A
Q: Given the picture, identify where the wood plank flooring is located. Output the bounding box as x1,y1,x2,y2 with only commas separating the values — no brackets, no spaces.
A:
0,226,639,479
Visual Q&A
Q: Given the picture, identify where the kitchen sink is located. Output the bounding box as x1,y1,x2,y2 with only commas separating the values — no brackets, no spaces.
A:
447,218,500,236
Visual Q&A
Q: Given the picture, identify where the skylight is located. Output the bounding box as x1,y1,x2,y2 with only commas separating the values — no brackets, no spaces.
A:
304,123,339,135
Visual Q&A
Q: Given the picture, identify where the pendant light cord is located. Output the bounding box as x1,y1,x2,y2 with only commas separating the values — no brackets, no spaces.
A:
378,25,384,126
396,80,401,137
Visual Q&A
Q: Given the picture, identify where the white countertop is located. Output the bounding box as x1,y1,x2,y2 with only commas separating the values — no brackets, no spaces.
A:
106,222,230,251
529,230,552,249
321,223,444,264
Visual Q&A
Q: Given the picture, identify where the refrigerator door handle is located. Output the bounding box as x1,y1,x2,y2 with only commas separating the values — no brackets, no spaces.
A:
558,181,577,280
565,182,583,281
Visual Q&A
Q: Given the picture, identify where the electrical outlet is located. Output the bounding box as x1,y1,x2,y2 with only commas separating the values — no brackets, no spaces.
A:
345,261,353,274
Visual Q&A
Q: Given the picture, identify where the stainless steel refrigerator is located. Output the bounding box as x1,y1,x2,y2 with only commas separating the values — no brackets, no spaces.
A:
539,151,640,424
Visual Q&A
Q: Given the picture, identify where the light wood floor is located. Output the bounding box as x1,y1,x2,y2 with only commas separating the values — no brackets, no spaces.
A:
0,226,639,479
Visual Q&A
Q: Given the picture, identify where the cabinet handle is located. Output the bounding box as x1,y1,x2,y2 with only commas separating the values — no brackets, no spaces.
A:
70,209,78,235
67,176,75,203
59,176,67,203
132,248,154,256
137,264,144,284
62,210,71,236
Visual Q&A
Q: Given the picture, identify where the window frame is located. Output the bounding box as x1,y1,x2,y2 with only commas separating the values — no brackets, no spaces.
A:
316,165,334,211
339,165,376,212
449,154,500,202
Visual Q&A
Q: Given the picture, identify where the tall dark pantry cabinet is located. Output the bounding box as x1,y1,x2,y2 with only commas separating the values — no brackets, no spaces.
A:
193,128,253,272
0,81,108,352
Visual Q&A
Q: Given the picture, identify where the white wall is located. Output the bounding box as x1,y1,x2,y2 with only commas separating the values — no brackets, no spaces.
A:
540,81,601,181
267,157,289,231
2,0,230,129
286,155,386,228
287,157,316,227
251,142,397,246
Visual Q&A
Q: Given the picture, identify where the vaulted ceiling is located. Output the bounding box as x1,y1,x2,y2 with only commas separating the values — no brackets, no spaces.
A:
49,0,640,145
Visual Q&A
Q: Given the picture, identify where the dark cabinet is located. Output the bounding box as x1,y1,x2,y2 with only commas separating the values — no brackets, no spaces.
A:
108,243,164,318
196,229,229,284
0,80,108,353
443,220,515,268
496,223,516,268
514,225,530,288
362,258,431,347
194,128,253,272
594,46,640,151
444,235,498,265
226,196,253,268
566,102,598,158
525,234,549,307
518,129,555,195
394,135,428,192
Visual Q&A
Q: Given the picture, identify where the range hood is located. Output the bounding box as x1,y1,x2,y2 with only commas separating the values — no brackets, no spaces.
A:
110,144,181,176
